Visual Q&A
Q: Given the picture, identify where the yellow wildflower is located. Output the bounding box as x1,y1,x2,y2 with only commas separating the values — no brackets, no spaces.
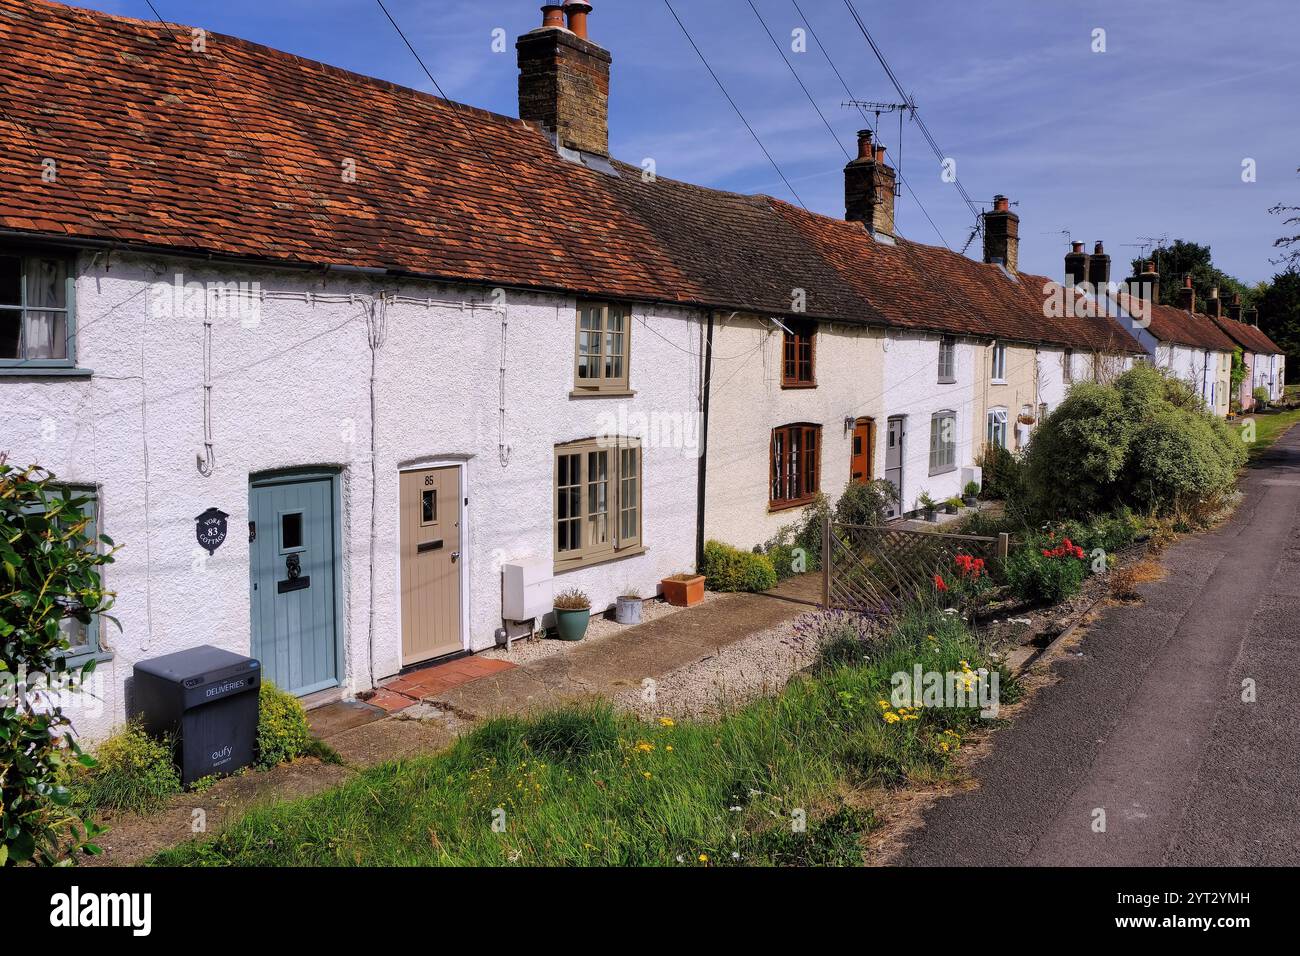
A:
658,717,675,727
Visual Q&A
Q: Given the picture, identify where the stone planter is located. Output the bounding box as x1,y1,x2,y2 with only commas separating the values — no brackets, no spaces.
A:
615,595,643,625
661,574,705,607
962,496,979,508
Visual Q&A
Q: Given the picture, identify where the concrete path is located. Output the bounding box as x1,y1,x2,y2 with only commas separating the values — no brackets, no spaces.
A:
896,424,1300,866
424,575,819,718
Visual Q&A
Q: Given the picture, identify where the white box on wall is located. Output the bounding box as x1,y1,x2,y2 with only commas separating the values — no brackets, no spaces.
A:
502,558,553,621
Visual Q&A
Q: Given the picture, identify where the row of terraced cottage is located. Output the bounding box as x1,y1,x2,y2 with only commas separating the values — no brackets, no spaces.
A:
0,0,1285,738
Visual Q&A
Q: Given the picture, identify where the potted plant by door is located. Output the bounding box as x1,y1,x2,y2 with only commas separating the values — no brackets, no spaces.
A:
917,491,938,522
553,588,592,641
962,481,980,508
944,496,963,515
660,571,705,607
615,587,642,625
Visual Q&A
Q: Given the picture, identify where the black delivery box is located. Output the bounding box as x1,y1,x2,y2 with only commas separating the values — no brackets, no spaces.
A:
132,645,261,785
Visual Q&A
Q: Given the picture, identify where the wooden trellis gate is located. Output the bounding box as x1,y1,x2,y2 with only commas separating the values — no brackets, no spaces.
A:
821,513,1010,613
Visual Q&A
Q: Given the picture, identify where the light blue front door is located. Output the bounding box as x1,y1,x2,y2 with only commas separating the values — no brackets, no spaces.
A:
249,474,340,696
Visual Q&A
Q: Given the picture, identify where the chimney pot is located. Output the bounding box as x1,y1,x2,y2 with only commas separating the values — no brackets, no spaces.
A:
993,194,1010,212
1184,274,1193,289
856,129,873,159
541,3,565,28
1176,274,1196,312
565,0,592,39
874,145,887,163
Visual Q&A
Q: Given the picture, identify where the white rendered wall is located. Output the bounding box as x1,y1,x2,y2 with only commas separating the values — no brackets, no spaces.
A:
0,251,703,738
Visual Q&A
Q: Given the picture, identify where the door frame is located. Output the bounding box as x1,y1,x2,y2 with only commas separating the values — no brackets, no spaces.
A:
248,467,345,696
850,416,875,484
394,457,470,667
885,415,906,518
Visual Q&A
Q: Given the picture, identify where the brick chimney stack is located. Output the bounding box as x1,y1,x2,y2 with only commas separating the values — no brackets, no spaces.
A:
1207,286,1222,319
1176,274,1196,312
518,1,611,156
1129,260,1160,305
1087,241,1111,288
982,195,1019,273
844,130,897,236
1227,292,1243,322
1064,241,1088,288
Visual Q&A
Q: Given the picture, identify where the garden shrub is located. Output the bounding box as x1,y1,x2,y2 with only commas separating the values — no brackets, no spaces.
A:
1,463,116,866
256,681,314,770
1023,365,1247,520
701,540,777,592
833,479,897,527
1005,538,1089,604
69,720,180,815
1021,383,1132,517
976,443,1023,503
1254,386,1271,409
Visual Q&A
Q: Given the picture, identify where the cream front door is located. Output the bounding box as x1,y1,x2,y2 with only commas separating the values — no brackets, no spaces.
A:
400,467,463,664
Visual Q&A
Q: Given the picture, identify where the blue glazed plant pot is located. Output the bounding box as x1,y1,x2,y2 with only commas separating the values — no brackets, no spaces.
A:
555,607,590,641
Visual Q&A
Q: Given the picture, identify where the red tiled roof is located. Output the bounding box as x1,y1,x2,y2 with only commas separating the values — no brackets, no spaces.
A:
1108,289,1238,352
771,200,1143,353
0,0,1137,354
1209,314,1284,356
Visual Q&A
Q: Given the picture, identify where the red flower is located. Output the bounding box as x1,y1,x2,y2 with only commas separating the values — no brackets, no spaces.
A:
934,574,948,592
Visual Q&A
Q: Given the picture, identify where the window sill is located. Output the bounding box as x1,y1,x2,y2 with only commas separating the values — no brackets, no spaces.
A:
0,366,93,379
928,465,957,477
768,497,817,514
555,546,647,574
569,388,636,399
780,381,817,390
990,379,1007,386
64,649,114,670
937,376,957,385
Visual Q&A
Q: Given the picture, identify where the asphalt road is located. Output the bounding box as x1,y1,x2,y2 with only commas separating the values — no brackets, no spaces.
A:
896,424,1300,866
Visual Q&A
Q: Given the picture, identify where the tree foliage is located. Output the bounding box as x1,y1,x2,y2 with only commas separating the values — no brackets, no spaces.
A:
1,462,116,866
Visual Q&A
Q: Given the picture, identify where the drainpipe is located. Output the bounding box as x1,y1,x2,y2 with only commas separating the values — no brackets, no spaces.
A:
694,310,715,572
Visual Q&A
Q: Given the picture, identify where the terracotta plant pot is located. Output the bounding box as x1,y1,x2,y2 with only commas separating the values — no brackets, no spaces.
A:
661,574,705,607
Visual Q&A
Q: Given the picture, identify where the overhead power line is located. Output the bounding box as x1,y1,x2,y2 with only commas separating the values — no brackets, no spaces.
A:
787,0,951,249
840,0,984,235
661,0,807,209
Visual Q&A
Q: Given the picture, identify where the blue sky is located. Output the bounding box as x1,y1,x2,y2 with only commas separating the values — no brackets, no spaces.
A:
74,0,1300,283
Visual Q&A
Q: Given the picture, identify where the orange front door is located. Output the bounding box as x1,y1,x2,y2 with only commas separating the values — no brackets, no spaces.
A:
850,419,874,484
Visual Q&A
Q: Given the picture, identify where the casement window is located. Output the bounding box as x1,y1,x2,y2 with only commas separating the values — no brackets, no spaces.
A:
1062,348,1073,383
554,437,642,569
781,320,816,387
938,335,957,384
928,411,957,475
573,301,630,394
990,341,1007,383
0,253,76,368
770,423,821,508
987,408,1009,450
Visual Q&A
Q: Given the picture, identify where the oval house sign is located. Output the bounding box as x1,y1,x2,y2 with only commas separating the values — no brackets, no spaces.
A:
195,508,229,556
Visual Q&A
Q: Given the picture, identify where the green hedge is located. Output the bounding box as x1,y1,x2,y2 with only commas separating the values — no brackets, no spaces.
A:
69,720,181,815
701,540,778,592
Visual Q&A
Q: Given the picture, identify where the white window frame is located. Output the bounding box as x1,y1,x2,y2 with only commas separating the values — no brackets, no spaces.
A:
987,407,1009,449
990,341,1007,383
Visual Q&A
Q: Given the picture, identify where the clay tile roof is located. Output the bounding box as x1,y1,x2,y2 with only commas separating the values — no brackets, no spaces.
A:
1210,314,1284,356
1107,288,1237,352
769,199,1143,353
0,0,1138,355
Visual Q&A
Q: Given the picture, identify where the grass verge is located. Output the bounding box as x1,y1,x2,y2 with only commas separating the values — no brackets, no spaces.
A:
151,602,1014,867
1246,405,1300,462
